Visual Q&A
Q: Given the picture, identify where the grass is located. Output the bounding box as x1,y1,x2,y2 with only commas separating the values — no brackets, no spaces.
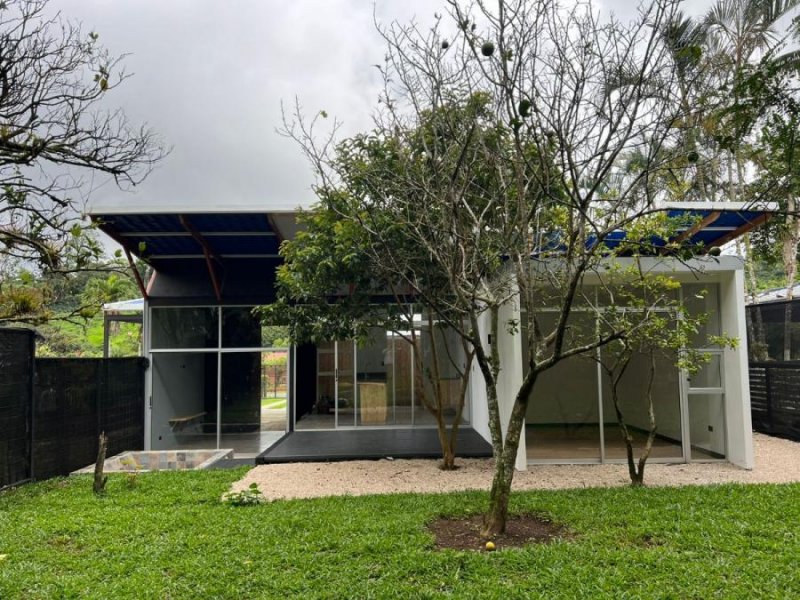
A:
260,396,287,409
1,472,799,599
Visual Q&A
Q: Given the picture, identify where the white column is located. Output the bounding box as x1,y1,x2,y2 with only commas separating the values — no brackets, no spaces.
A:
495,296,527,471
721,267,754,469
470,313,492,444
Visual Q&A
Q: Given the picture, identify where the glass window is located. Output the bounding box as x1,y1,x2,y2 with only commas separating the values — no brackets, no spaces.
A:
151,307,218,349
689,353,723,389
601,347,683,461
688,393,726,459
222,307,265,348
683,283,720,347
151,352,218,450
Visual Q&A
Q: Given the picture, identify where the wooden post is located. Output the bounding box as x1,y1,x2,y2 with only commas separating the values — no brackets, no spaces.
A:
93,432,108,494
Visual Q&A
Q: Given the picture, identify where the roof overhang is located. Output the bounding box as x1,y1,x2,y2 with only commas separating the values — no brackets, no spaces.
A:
594,201,779,254
88,197,311,303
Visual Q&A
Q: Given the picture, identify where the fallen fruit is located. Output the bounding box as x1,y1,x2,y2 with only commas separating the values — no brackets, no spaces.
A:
485,541,496,551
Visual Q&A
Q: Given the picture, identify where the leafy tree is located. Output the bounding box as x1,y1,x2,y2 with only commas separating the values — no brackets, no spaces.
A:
32,263,142,356
265,187,476,470
593,268,735,486
0,0,164,322
284,0,742,535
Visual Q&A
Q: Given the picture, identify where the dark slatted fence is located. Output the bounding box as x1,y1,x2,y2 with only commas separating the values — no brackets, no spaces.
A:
750,362,800,442
0,325,147,488
34,358,147,480
0,329,35,489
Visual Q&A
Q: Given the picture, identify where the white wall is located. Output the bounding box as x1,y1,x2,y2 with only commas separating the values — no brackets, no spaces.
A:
470,300,527,470
470,312,491,444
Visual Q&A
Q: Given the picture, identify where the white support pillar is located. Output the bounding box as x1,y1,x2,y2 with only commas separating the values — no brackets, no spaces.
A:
495,297,527,471
721,267,754,469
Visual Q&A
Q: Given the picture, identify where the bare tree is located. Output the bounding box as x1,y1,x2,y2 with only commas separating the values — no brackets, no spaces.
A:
284,0,737,535
0,0,165,320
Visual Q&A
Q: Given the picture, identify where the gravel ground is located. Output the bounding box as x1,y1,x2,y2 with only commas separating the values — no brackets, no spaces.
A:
232,433,800,500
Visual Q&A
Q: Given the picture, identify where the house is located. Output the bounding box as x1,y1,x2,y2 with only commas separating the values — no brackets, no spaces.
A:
88,197,771,470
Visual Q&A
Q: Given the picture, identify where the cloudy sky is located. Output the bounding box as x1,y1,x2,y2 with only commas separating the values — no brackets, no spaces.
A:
45,0,714,213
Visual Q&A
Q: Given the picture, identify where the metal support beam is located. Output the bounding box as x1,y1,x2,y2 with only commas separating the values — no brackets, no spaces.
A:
266,214,284,244
179,215,223,302
674,211,722,244
124,247,149,301
704,213,770,251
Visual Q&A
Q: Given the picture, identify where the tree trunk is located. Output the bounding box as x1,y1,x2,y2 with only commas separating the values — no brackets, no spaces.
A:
93,432,108,494
482,459,511,536
633,354,658,487
482,371,537,537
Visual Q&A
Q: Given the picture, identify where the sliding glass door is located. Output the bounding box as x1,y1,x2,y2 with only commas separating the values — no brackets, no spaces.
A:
300,326,467,430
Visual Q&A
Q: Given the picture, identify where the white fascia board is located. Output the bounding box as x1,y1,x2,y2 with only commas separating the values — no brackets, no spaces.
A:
656,201,780,213
531,256,744,279
86,196,315,216
595,255,744,273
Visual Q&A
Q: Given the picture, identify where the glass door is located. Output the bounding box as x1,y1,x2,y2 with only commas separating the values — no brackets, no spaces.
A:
336,340,356,427
356,329,391,426
684,352,726,459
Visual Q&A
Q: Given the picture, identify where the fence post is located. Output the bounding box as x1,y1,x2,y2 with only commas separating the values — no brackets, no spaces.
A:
764,366,773,435
28,332,36,481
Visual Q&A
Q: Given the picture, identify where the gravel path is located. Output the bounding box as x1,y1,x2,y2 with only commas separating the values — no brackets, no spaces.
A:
232,433,800,500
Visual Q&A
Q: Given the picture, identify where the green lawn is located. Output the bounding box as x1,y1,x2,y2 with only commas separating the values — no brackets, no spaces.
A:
260,397,286,409
1,472,799,599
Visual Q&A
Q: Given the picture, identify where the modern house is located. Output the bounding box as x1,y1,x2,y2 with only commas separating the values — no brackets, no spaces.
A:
88,198,771,470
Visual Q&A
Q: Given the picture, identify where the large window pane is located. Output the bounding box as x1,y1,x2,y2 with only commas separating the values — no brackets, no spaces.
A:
151,352,218,450
357,329,390,426
296,342,336,430
222,307,266,348
683,283,720,347
151,307,218,349
391,335,414,426
688,393,726,459
526,311,600,461
601,347,683,461
219,352,285,453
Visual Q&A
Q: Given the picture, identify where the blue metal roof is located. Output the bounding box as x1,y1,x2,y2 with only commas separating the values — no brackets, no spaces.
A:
95,204,773,273
573,207,771,255
93,212,282,263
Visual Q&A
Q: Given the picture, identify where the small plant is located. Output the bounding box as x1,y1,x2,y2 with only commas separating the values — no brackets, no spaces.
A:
119,456,143,489
222,483,265,506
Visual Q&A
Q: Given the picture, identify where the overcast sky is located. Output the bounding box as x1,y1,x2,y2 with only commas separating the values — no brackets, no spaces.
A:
45,0,714,213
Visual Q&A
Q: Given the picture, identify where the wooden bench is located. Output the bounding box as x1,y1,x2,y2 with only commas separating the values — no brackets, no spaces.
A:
168,412,207,432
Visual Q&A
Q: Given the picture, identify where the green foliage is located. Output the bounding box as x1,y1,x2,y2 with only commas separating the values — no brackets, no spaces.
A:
221,482,266,506
260,325,290,348
31,267,142,357
0,473,799,597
